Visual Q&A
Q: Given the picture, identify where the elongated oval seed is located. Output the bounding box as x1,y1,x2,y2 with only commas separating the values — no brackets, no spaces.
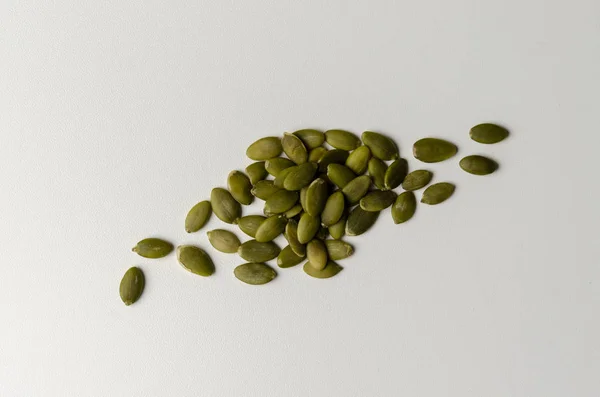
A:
324,129,361,151
325,240,354,260
368,157,387,190
284,204,303,218
346,206,379,236
299,186,308,212
264,189,299,214
321,191,345,226
318,149,349,172
177,245,215,276
273,166,295,188
277,245,306,268
227,170,254,205
251,180,281,200
391,191,416,224
238,240,281,262
413,138,457,163
360,190,397,212
285,219,306,257
297,213,320,244
245,162,268,185
237,215,266,237
329,216,346,239
303,260,343,279
246,137,283,160
384,158,408,190
255,215,287,243
402,170,433,191
234,263,277,285
283,162,318,191
293,129,325,149
327,163,356,189
282,132,308,164
132,238,174,259
306,239,328,270
305,178,328,216
185,201,212,233
459,155,498,175
265,157,295,177
342,175,372,205
421,182,455,205
207,229,241,253
119,267,145,306
308,147,328,162
211,187,242,224
361,131,399,160
470,123,509,144
345,145,371,174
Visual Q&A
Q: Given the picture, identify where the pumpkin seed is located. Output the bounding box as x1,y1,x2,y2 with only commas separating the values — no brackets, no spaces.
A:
283,162,318,191
459,155,498,175
265,157,295,177
308,147,328,162
306,239,328,270
325,240,354,260
251,180,281,200
245,162,268,185
342,175,371,205
384,158,408,190
329,216,347,239
413,138,457,163
346,206,379,236
470,123,509,144
293,129,325,149
321,191,345,226
297,212,320,244
177,245,215,276
285,219,306,257
361,131,399,160
327,163,356,189
299,186,308,212
318,149,349,172
324,129,361,151
421,182,455,205
211,187,241,224
305,178,328,216
246,137,283,160
264,189,299,214
185,201,212,233
273,166,295,188
234,263,277,285
284,204,303,218
119,267,145,306
345,145,371,174
402,170,432,191
255,215,287,242
360,190,397,212
227,170,254,205
238,240,281,262
391,191,416,224
368,157,387,190
277,245,306,268
207,229,241,253
237,215,266,237
132,238,174,259
282,132,308,164
303,260,343,279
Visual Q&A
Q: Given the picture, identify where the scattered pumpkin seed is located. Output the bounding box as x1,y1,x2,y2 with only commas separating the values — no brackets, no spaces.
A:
324,129,361,151
237,215,266,237
255,215,287,242
207,229,241,253
238,240,281,262
245,161,268,185
413,138,457,163
345,145,371,174
119,267,145,306
227,170,254,205
265,157,295,177
346,206,379,236
177,245,215,276
391,191,416,224
360,190,397,212
329,216,346,239
459,155,498,175
273,166,295,188
264,189,299,214
421,182,455,205
361,131,399,160
368,157,387,190
318,149,349,172
246,137,283,160
342,175,372,205
297,212,320,244
327,163,356,189
284,204,303,218
306,239,328,270
211,187,242,224
384,158,408,190
305,178,328,216
277,245,306,268
185,201,212,233
321,191,345,226
303,260,343,279
402,170,432,191
132,238,174,259
325,240,354,260
234,263,277,285
282,132,308,164
293,129,325,149
285,219,306,257
283,162,318,191
470,123,509,144
251,180,281,200
308,147,328,162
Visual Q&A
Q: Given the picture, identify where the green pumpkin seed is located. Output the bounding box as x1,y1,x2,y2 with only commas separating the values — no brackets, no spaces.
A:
282,132,308,164
207,229,241,253
264,189,299,214
346,206,379,236
255,215,287,242
325,240,354,260
119,267,145,306
361,131,399,160
297,212,320,244
342,175,371,205
283,162,318,191
265,157,295,177
177,245,215,277
324,129,361,151
345,145,371,174
329,216,346,239
305,178,328,216
308,147,328,162
459,155,498,175
327,163,356,189
211,187,242,224
245,162,268,185
227,170,254,205
360,190,397,212
238,240,281,262
273,166,295,188
285,219,306,257
293,129,325,149
413,138,457,163
470,123,509,144
246,137,283,160
237,215,266,237
132,238,174,259
391,191,416,224
277,245,306,268
234,263,277,285
306,239,328,270
384,158,408,190
303,260,343,279
318,149,349,172
368,157,387,190
402,170,433,191
251,180,281,200
284,204,303,218
321,191,345,226
299,186,308,212
185,201,212,233
421,182,455,205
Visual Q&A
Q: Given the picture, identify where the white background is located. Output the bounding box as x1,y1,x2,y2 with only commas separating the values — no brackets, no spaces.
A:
1,1,599,396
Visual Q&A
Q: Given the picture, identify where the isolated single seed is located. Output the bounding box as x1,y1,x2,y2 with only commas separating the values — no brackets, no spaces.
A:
346,206,379,236
185,201,212,233
345,145,371,174
277,245,306,268
237,215,266,237
264,189,299,214
211,187,241,224
470,123,509,144
297,212,320,244
329,216,346,239
306,239,328,271
402,170,433,191
327,163,356,189
318,149,349,172
325,240,354,260
368,157,387,190
177,245,215,277
361,131,399,160
285,219,306,257
324,129,361,151
284,204,303,218
308,147,328,162
228,170,254,205
342,175,371,205
234,263,277,285
283,162,318,191
265,157,295,177
360,190,397,212
246,137,283,160
293,129,325,149
132,238,174,259
255,215,287,243
251,180,281,200
207,229,241,253
305,178,328,216
459,155,498,175
273,166,295,188
321,191,345,226
119,267,145,306
413,138,458,163
384,158,408,190
238,240,281,262
421,182,455,205
391,191,416,224
245,162,268,185
303,260,343,279
282,132,308,164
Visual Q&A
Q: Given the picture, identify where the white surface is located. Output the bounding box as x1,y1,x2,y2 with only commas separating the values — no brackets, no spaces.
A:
1,1,599,396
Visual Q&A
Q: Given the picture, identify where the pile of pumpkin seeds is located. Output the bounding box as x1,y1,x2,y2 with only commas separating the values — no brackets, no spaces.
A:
119,123,508,305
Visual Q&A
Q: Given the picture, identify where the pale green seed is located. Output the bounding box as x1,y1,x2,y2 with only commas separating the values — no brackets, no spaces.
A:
245,162,268,185
306,239,328,271
305,178,328,216
459,155,498,175
265,157,295,177
119,267,145,306
360,190,397,212
185,201,212,233
402,170,433,191
346,206,379,236
325,240,354,260
384,158,408,190
368,157,387,190
177,245,215,277
238,240,281,262
211,187,241,224
297,212,320,244
132,238,174,259
361,131,399,160
318,149,349,172
345,145,371,174
251,180,281,200
321,191,345,226
285,219,305,257
207,229,241,253
277,245,306,268
234,263,277,285
282,132,308,164
228,170,254,205
324,129,361,151
246,137,283,160
303,260,343,279
273,166,295,188
293,129,325,149
413,138,457,163
283,162,318,191
342,175,371,205
391,191,416,224
255,215,287,243
421,182,455,205
308,147,328,162
470,123,509,144
299,186,308,212
264,189,299,214
237,215,266,237
284,204,303,218
329,216,346,239
327,163,356,189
